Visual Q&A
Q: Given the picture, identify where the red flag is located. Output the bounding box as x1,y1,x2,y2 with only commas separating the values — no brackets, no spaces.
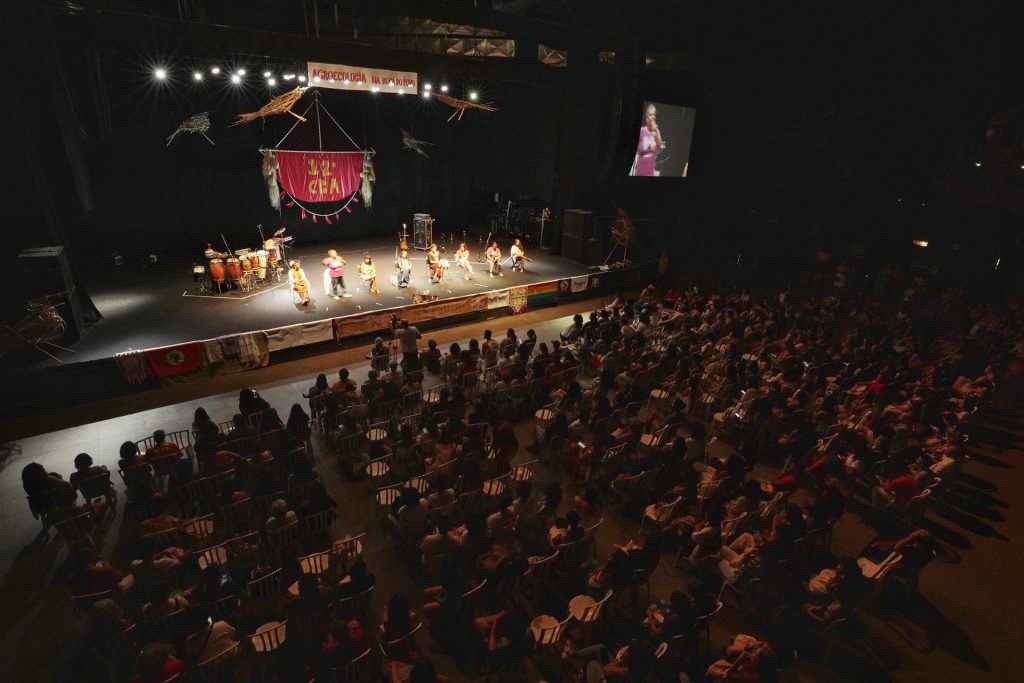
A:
325,215,333,225
279,191,286,198
351,195,360,203
312,214,318,223
344,206,352,213
144,342,203,378
301,208,307,219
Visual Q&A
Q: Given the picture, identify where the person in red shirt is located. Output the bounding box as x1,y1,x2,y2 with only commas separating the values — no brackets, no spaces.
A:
70,547,125,595
871,463,920,524
129,643,187,683
144,430,181,461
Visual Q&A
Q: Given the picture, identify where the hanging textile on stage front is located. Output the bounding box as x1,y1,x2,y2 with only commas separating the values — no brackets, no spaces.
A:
275,151,363,202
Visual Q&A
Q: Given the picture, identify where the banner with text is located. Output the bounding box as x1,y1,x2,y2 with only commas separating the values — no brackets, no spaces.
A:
307,62,418,93
275,151,363,203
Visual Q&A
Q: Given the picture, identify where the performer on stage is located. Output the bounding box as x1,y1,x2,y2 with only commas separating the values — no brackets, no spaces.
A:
486,241,503,277
427,244,443,284
510,239,527,273
322,249,350,299
288,260,311,305
359,255,380,294
454,243,475,281
630,103,664,177
395,250,412,288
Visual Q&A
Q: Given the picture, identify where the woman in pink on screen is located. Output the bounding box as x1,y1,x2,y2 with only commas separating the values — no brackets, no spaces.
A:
631,104,664,177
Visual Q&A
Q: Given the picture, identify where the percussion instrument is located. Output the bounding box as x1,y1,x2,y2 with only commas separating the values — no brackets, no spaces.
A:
265,242,281,265
240,255,253,273
209,258,226,283
247,252,260,272
226,257,242,280
192,265,206,274
256,250,269,279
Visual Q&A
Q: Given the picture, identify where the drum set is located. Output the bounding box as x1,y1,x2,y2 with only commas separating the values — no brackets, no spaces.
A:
197,228,293,295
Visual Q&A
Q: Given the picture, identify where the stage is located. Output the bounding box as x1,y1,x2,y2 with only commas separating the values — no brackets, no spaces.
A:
69,236,597,364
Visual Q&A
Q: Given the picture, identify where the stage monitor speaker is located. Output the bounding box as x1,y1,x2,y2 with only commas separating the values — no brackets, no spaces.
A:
16,246,84,344
563,209,596,240
413,213,432,250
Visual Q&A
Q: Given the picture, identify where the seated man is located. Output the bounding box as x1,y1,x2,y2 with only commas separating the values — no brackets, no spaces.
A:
144,430,181,461
395,250,412,288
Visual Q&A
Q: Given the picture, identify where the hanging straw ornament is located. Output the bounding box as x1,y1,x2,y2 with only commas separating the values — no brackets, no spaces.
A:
232,87,309,126
434,93,498,122
166,112,214,146
400,128,433,157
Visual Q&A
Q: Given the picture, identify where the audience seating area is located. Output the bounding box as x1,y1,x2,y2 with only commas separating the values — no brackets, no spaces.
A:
16,279,1024,682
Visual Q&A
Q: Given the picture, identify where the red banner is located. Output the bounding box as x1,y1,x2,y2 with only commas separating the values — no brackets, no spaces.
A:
275,151,362,203
145,342,204,377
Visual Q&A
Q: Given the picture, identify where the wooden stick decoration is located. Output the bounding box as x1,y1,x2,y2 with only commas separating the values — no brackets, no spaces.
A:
232,87,309,126
434,93,498,122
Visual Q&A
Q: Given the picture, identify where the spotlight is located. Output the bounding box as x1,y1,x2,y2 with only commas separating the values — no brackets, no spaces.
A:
344,79,350,84
398,88,405,94
422,91,431,98
230,74,241,84
424,83,432,91
267,77,277,86
210,66,221,75
298,75,307,82
237,68,246,76
468,91,479,101
263,71,272,78
440,84,449,92
912,240,929,248
284,73,295,80
371,86,379,93
313,75,320,82
193,71,203,81
974,161,982,167
154,67,167,80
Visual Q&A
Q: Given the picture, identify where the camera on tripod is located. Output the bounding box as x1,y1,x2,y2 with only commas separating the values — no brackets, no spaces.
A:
389,314,400,331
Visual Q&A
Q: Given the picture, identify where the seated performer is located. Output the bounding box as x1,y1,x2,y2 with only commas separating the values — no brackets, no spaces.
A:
427,244,443,284
486,241,503,277
511,239,528,273
288,260,311,305
359,255,380,294
395,250,412,288
454,242,475,281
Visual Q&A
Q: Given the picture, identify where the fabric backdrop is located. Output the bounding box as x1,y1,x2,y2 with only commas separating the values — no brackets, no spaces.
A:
275,151,363,202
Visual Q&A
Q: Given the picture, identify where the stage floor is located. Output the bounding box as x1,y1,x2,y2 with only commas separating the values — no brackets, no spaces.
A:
67,237,593,364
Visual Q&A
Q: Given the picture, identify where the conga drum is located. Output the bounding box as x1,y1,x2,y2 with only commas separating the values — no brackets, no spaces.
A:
240,254,253,274
226,257,242,281
209,258,225,283
265,241,280,266
256,250,269,279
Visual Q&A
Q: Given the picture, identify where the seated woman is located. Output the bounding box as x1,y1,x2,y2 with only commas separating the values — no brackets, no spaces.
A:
358,255,380,294
705,634,778,681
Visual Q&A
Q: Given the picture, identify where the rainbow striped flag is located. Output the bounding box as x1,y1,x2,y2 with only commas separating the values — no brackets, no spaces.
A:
527,281,558,308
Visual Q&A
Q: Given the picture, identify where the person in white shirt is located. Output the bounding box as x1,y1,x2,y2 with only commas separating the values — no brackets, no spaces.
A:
454,243,475,280
396,320,422,366
395,250,412,288
486,242,503,277
510,239,527,273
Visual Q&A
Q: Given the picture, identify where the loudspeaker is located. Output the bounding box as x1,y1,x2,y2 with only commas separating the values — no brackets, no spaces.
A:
413,213,432,250
16,246,84,343
562,234,584,263
563,209,596,240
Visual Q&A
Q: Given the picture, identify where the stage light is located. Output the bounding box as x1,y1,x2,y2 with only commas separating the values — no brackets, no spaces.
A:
912,240,929,248
440,84,449,92
424,83,432,91
371,86,380,93
398,88,405,94
298,75,307,82
193,71,203,81
974,161,982,167
468,91,478,101
283,73,295,80
267,77,277,86
263,70,272,78
210,66,221,75
313,75,320,82
230,74,241,84
154,67,167,80
344,79,350,84
422,91,431,98
237,68,246,76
